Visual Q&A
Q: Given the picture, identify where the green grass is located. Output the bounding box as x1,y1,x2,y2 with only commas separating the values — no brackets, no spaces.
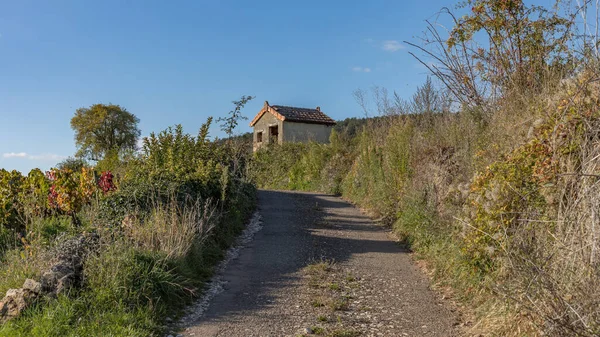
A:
311,298,325,308
328,282,340,291
31,216,74,243
0,244,176,337
0,294,157,337
327,328,360,337
317,315,328,322
0,249,48,297
311,326,326,335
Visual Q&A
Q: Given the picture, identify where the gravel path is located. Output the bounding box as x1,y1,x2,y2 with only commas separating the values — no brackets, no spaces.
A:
180,190,459,337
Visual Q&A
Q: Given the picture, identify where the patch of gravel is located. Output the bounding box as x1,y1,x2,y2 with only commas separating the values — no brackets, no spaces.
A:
177,211,263,328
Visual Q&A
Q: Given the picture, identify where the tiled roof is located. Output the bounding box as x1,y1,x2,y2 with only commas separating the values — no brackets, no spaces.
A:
250,101,337,127
270,105,336,125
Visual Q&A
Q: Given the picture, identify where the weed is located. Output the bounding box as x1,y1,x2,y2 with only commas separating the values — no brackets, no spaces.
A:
328,283,340,291
328,329,360,337
304,260,334,275
311,326,326,335
329,296,350,311
311,298,325,308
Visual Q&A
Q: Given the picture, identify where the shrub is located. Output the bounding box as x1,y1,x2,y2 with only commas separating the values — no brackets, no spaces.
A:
249,142,310,190
0,170,25,231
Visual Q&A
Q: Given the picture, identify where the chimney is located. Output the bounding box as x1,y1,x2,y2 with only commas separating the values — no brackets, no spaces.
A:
316,106,321,112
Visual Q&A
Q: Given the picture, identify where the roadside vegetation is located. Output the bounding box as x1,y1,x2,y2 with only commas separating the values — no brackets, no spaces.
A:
251,1,600,335
0,99,256,336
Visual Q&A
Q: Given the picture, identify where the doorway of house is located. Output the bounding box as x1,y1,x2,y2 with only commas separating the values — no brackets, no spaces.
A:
269,125,279,143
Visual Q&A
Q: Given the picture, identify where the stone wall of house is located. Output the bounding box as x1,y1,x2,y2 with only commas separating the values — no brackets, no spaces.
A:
282,121,333,144
253,111,282,151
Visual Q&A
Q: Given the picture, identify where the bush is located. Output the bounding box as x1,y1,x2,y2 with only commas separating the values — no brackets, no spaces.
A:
250,131,355,195
0,169,25,231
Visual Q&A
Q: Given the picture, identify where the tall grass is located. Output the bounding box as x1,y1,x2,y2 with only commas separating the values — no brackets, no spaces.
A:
125,197,219,259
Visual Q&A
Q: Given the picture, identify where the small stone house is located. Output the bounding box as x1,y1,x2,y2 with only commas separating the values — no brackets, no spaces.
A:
250,101,336,152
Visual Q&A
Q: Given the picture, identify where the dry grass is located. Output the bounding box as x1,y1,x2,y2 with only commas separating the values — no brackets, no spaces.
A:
500,81,600,336
124,196,219,259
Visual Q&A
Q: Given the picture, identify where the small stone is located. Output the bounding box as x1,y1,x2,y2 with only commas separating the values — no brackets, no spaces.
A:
56,274,75,295
22,279,41,294
302,327,314,334
0,283,41,324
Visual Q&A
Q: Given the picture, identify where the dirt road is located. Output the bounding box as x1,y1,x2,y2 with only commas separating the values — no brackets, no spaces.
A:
181,190,458,337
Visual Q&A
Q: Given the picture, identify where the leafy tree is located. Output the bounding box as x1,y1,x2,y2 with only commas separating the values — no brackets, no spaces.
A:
406,0,572,111
70,104,141,161
449,0,572,91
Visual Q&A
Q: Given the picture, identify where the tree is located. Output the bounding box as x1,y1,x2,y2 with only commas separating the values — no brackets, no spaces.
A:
449,0,572,91
411,76,449,114
70,104,141,161
352,78,450,119
217,95,254,179
217,95,254,138
56,157,88,171
406,0,573,112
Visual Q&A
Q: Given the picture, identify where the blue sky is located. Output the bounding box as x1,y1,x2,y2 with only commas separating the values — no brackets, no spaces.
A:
0,0,553,173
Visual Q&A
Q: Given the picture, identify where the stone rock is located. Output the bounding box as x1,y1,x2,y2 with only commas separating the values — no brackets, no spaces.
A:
57,274,75,294
0,234,99,324
0,233,99,323
0,279,41,323
41,263,75,296
22,278,41,294
41,233,99,296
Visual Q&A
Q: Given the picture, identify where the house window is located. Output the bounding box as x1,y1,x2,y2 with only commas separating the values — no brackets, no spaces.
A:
256,131,263,143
